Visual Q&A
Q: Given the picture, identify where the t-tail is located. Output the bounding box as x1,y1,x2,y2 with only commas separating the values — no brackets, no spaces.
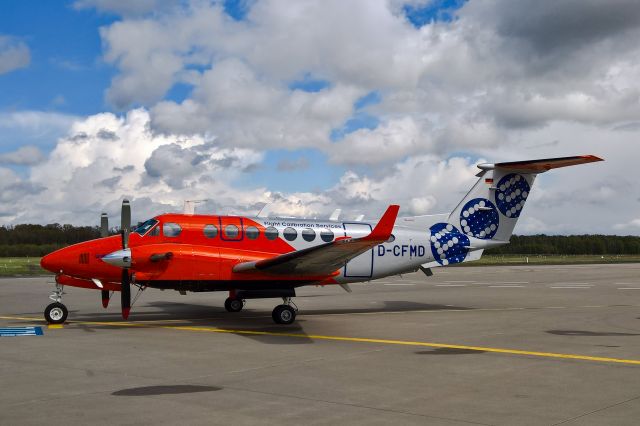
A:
423,155,603,267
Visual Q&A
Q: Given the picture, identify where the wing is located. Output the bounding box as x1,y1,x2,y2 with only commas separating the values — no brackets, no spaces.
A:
233,205,399,276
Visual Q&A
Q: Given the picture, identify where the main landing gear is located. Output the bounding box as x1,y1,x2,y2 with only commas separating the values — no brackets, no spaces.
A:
44,283,68,324
224,297,244,313
272,299,297,325
224,291,298,324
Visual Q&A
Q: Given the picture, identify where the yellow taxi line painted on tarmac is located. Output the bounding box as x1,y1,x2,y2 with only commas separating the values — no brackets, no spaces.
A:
0,315,42,321
3,314,640,366
159,326,640,366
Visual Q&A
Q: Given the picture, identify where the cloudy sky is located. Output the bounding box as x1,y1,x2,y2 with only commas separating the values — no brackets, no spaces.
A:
0,0,638,234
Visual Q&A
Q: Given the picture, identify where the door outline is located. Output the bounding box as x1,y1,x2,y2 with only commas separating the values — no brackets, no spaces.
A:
343,222,373,278
218,217,244,241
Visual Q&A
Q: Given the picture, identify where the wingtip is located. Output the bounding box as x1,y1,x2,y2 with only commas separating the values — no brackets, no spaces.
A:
581,154,604,162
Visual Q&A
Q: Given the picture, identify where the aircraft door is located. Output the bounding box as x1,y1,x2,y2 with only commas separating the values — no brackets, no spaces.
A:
218,216,244,241
343,222,373,278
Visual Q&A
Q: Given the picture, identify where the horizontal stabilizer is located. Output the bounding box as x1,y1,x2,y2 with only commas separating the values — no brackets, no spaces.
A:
478,155,603,173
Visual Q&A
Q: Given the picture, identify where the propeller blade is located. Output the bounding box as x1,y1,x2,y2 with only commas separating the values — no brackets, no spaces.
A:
100,213,109,238
101,290,110,308
121,269,131,320
121,199,131,248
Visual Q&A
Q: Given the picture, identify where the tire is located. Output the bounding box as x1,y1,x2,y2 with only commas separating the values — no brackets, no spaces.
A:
44,302,68,324
224,297,243,313
272,305,296,325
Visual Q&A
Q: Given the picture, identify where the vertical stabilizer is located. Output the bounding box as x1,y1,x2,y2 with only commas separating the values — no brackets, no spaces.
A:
424,155,602,267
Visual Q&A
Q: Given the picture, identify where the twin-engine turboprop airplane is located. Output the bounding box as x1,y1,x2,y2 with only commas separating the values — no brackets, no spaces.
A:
40,155,602,325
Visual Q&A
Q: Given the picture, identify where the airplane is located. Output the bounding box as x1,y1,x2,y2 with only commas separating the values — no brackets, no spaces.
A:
39,155,603,325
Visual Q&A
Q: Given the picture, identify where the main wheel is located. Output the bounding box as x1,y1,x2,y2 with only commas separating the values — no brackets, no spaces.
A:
224,297,244,313
44,302,68,324
272,305,296,325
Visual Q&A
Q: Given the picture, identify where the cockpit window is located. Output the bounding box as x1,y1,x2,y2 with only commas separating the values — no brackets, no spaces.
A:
133,219,158,236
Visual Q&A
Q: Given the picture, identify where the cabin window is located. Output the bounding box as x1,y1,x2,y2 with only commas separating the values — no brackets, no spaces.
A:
302,228,316,242
283,227,297,241
224,224,239,239
320,229,334,242
246,226,260,240
203,224,218,238
163,222,182,237
149,225,160,237
265,226,278,240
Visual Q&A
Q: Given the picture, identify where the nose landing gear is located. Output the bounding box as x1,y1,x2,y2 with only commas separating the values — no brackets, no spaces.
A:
44,283,68,324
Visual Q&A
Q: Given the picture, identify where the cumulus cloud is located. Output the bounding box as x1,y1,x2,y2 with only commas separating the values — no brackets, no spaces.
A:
4,0,640,235
330,117,424,165
0,146,46,166
614,219,640,231
0,110,80,148
0,35,30,75
8,109,266,224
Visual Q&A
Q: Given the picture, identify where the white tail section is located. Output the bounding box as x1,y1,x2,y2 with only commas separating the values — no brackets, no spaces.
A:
422,155,603,268
448,168,536,242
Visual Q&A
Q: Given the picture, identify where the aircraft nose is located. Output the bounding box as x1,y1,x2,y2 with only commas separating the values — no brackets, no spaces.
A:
40,250,64,273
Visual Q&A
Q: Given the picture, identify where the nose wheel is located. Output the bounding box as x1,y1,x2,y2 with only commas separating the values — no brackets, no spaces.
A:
272,297,297,324
45,282,68,324
44,302,68,324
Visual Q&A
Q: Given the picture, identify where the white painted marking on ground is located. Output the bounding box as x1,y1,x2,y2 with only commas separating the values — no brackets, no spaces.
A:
550,286,592,289
489,285,525,288
496,281,529,284
443,280,476,283
551,283,591,285
383,283,415,286
435,284,467,287
617,288,640,290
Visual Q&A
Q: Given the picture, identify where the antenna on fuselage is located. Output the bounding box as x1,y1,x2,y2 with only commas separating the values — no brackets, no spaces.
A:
183,199,206,215
256,203,272,218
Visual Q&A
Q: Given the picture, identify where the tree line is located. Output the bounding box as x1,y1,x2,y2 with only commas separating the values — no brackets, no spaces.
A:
0,224,102,257
0,224,638,257
491,234,640,255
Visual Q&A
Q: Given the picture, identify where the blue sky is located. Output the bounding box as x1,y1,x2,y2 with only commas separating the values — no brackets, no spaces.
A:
0,1,115,114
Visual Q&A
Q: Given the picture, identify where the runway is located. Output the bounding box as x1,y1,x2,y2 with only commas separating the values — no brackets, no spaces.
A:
1,264,640,425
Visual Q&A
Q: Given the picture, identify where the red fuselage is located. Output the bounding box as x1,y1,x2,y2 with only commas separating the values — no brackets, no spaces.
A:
41,214,335,292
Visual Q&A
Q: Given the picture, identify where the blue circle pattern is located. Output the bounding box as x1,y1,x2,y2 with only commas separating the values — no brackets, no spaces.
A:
429,223,470,266
459,198,499,239
495,173,530,218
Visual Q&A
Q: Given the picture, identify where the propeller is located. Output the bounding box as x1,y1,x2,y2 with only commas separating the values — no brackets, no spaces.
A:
100,213,109,238
120,199,132,320
100,213,110,308
121,199,131,248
